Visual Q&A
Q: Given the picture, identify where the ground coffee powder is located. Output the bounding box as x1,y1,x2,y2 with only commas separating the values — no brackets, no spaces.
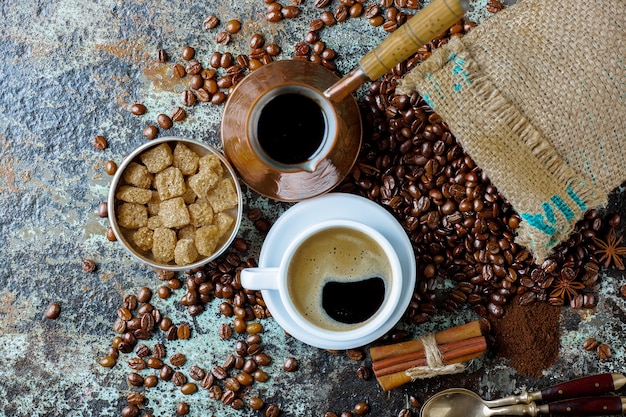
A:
491,296,561,377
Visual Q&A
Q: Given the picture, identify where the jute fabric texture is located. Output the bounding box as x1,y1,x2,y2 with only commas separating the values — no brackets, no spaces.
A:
398,0,626,262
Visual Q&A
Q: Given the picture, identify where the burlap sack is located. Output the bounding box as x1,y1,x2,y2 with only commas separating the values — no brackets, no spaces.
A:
398,0,626,262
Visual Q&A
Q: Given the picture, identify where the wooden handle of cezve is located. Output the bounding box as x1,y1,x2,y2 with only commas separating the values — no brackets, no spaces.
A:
324,0,469,102
360,0,469,80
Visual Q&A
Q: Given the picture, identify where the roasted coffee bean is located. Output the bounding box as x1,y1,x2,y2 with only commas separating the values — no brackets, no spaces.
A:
156,114,173,129
176,402,189,415
203,14,219,30
181,382,198,395
181,45,195,61
105,160,118,175
143,125,158,140
597,344,611,360
356,365,371,380
166,325,178,340
144,375,158,388
212,365,227,380
127,372,144,387
127,392,145,405
219,323,233,340
188,365,205,381
216,31,231,44
249,397,265,410
282,5,300,18
99,356,116,367
82,258,97,273
170,352,187,367
172,371,187,386
147,357,163,369
160,317,173,331
254,369,269,382
354,402,369,415
159,364,174,381
582,337,600,351
334,5,349,22
225,19,242,34
172,63,186,78
177,323,191,339
121,405,140,417
325,413,339,417
45,303,61,319
96,201,109,218
129,103,147,116
106,228,116,242
185,60,202,75
266,404,280,417
93,135,107,150
157,48,168,63
224,377,240,392
253,353,271,366
181,90,196,107
283,357,298,372
249,33,265,49
211,92,227,105
128,357,147,370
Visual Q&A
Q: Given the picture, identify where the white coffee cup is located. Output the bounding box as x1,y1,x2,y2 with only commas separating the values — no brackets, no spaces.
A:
240,219,403,343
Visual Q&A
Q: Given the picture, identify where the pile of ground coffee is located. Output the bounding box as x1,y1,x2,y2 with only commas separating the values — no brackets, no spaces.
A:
491,296,561,377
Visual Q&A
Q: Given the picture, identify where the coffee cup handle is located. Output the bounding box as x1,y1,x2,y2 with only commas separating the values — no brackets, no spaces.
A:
240,267,281,291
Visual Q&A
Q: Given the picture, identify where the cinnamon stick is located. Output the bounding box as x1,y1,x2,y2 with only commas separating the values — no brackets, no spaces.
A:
375,351,486,391
369,320,482,362
373,336,487,377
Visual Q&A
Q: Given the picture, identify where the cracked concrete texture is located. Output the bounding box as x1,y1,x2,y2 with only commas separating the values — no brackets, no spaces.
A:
1,0,625,416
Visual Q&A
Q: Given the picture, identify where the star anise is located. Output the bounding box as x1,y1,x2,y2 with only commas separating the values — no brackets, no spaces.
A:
550,267,585,300
591,227,626,270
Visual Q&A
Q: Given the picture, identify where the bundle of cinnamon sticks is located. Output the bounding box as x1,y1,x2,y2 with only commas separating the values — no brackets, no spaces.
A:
369,320,487,391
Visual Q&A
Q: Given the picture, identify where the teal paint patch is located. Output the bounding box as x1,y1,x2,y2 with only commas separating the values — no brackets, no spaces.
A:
423,92,435,109
425,73,445,104
550,195,574,221
566,184,587,211
449,52,471,91
521,212,557,236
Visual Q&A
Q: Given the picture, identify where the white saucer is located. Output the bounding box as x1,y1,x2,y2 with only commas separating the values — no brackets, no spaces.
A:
258,193,417,349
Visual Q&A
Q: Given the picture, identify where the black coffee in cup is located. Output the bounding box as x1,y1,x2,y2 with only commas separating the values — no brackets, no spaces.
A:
256,93,326,165
287,226,392,331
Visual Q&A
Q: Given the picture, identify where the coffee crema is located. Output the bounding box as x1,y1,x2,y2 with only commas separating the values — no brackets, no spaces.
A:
287,226,392,331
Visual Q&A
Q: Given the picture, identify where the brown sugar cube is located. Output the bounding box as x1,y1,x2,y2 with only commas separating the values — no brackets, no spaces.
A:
214,212,234,237
123,162,153,189
116,185,153,204
188,169,221,199
173,142,200,176
159,197,190,229
154,166,186,200
132,226,154,251
188,200,214,227
198,154,223,177
174,238,199,265
207,178,238,212
147,191,161,216
140,142,174,173
181,182,197,205
152,227,177,262
178,224,196,241
195,225,220,256
116,202,148,229
147,215,163,230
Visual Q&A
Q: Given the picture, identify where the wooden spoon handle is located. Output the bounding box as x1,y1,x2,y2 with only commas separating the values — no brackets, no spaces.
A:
539,373,626,402
324,0,469,102
359,0,469,80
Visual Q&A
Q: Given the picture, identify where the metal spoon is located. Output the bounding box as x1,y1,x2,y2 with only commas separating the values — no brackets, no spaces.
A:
421,373,626,417
420,389,626,417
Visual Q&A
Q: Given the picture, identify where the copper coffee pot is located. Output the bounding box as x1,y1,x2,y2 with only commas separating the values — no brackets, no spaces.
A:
222,0,469,202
